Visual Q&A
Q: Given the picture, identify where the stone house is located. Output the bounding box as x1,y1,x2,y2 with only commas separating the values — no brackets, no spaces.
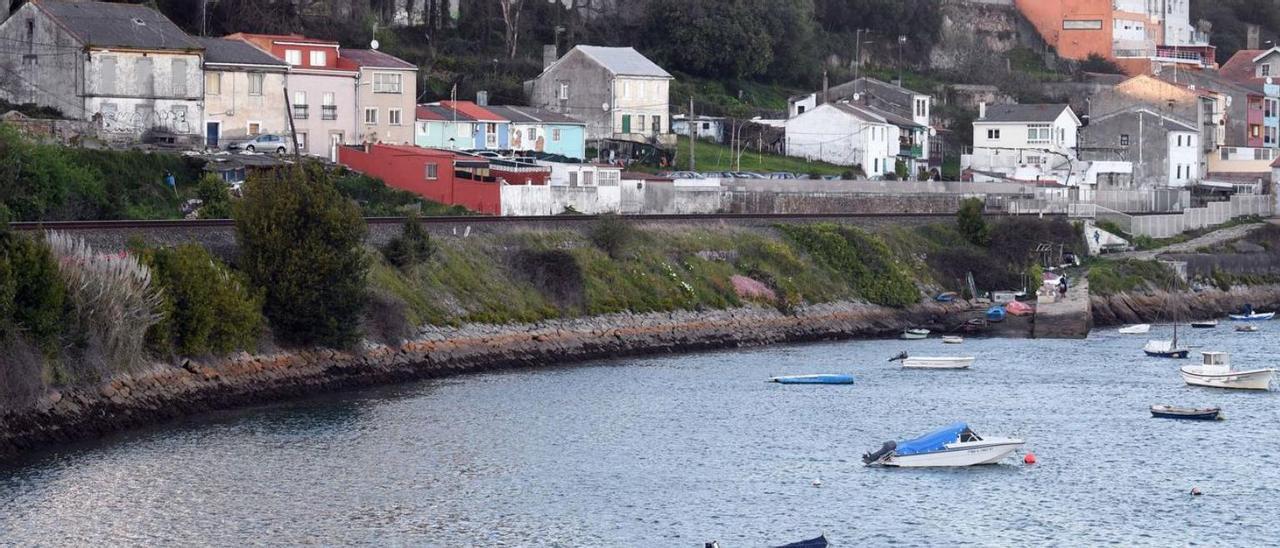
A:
227,33,357,160
525,45,673,146
1079,106,1200,187
195,37,289,149
340,48,417,146
0,0,204,142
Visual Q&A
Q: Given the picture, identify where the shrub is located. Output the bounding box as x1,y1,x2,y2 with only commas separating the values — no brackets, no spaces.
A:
512,248,585,311
589,213,636,259
142,244,263,357
236,163,369,348
779,224,919,307
47,231,163,377
381,213,436,268
196,174,233,219
956,197,988,246
0,333,45,413
2,233,65,353
1089,259,1182,296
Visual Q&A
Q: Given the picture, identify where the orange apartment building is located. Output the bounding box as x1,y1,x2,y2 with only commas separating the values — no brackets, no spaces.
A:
1015,0,1215,75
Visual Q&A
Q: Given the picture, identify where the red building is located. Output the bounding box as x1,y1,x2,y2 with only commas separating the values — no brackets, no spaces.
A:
338,143,550,214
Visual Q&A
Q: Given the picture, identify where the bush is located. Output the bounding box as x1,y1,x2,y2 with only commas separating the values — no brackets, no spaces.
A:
196,174,233,219
779,224,920,307
142,244,263,357
381,213,436,268
1089,259,1182,296
236,163,369,348
589,213,636,260
956,197,988,246
47,232,162,378
2,233,65,353
512,248,585,311
0,333,45,413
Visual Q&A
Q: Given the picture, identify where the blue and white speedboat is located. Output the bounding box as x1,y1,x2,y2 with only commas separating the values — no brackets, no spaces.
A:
1229,304,1274,321
770,374,855,385
862,423,1024,467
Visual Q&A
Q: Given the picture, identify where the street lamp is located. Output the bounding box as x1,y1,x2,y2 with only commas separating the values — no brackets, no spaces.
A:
897,35,907,87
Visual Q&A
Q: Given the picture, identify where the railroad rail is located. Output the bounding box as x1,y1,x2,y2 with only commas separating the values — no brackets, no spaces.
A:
8,211,1059,231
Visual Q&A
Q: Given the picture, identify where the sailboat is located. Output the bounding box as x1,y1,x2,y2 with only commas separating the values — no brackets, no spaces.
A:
1144,296,1189,359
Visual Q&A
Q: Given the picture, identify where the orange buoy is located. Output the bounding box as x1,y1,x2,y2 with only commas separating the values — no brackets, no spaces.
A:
1023,452,1037,465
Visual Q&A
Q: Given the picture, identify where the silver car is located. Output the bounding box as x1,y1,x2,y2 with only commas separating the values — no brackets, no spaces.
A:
227,134,293,154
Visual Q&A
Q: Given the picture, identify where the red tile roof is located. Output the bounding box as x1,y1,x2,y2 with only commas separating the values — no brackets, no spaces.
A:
339,48,417,70
224,32,339,46
436,101,505,122
1220,49,1267,85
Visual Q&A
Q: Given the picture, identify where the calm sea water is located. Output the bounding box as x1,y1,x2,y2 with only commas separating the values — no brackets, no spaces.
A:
3,326,1279,546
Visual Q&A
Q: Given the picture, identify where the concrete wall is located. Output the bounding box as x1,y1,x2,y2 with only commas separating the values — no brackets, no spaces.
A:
500,185,623,215
1126,195,1274,238
0,3,85,117
355,67,416,145
203,68,288,147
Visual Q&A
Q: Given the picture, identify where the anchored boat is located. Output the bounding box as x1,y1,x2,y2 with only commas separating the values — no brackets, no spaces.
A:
1150,405,1224,421
862,423,1024,467
1180,352,1275,390
900,328,930,340
889,352,973,369
1229,305,1273,321
1119,324,1151,334
1190,320,1218,328
942,335,964,344
770,374,855,385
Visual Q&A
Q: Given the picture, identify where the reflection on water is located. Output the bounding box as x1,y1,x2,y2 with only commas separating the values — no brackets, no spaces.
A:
2,326,1279,545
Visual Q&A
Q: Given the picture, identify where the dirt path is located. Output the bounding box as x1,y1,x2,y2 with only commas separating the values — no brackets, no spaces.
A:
1112,222,1267,260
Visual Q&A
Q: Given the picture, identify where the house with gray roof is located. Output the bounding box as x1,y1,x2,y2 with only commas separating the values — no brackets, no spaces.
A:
483,105,587,159
524,45,673,146
0,0,204,142
1079,106,1202,188
963,102,1082,183
788,77,938,174
197,37,289,149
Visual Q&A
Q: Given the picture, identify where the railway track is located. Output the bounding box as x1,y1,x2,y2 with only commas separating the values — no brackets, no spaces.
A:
8,211,1052,231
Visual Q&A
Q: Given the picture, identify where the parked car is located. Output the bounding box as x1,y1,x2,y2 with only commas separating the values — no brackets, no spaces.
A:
766,172,798,179
663,171,705,179
226,134,292,154
820,174,843,180
733,172,766,179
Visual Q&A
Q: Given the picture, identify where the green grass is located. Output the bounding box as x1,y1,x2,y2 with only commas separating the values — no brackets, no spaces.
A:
1088,259,1183,296
671,136,849,175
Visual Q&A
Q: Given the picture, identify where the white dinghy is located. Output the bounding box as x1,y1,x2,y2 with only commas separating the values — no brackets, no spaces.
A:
862,423,1024,467
1180,352,1275,391
889,352,973,369
1119,324,1151,334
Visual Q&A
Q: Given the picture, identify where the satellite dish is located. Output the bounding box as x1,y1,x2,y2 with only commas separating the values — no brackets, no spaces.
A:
602,102,610,111
370,39,380,50
928,127,937,136
1268,77,1274,85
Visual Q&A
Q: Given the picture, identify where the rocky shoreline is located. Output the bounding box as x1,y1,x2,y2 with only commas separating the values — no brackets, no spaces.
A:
1,300,977,459
1090,285,1280,326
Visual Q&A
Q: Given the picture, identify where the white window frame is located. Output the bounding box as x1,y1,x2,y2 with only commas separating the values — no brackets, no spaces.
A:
558,82,569,100
171,59,188,96
425,163,438,180
1027,124,1051,143
285,50,302,66
1263,64,1272,77
389,108,403,126
364,107,378,125
205,71,221,96
986,129,1000,140
373,72,402,94
248,73,264,96
309,50,326,66
553,128,561,141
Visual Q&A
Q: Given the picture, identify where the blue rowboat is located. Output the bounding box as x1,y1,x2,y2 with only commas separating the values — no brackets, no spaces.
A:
986,305,1006,322
770,374,855,385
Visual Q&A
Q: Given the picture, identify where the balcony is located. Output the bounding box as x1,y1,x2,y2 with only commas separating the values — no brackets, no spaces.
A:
322,105,337,120
898,143,924,159
293,105,309,120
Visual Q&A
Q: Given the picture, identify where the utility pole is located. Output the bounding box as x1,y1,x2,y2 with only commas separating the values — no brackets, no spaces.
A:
897,35,907,87
689,96,696,171
284,86,301,161
854,29,862,83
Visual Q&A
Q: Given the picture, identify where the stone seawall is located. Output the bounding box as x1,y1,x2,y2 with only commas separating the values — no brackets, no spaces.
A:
1090,285,1280,326
0,300,975,459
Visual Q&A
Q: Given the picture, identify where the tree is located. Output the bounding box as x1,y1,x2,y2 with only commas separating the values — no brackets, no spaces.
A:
235,163,369,348
196,174,233,219
381,212,437,268
641,0,773,80
498,0,525,60
956,197,988,246
1079,53,1123,75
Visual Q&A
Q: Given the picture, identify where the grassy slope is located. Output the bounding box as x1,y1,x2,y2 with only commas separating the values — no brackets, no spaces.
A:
669,136,849,175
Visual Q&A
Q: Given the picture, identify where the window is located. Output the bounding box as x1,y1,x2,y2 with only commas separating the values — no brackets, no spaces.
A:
529,128,537,142
389,108,402,126
322,92,336,120
1263,64,1272,77
1120,134,1130,146
797,105,806,114
1176,165,1183,179
296,132,307,150
293,91,308,119
1025,155,1043,165
135,57,153,95
915,98,926,117
373,73,402,93
558,82,569,100
553,128,561,141
986,129,1000,140
309,50,326,66
1267,99,1278,118
1062,20,1102,30
702,122,711,130
1176,135,1182,147
247,122,261,135
425,163,438,180
568,171,578,187
653,115,662,133
205,72,220,95
100,56,116,94
622,81,630,98
364,108,378,125
285,50,302,66
171,59,187,96
249,73,264,96
1027,124,1051,142
584,171,594,186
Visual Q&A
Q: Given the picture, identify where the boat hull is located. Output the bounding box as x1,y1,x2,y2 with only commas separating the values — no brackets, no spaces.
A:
901,357,974,369
1229,312,1274,321
1190,322,1217,328
1144,349,1189,358
900,333,928,340
1179,367,1274,390
884,439,1024,467
1119,324,1151,334
771,374,855,385
1150,406,1224,420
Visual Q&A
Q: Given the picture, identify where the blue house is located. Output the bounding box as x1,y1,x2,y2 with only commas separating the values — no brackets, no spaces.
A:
484,106,587,160
414,101,508,151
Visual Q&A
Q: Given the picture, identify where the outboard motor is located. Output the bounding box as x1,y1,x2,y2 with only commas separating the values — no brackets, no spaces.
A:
861,440,896,465
888,351,908,362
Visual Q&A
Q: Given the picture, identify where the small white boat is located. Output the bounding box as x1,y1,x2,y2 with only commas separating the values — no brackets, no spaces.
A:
942,336,963,344
863,423,1024,467
900,328,930,340
1190,320,1218,328
1236,324,1259,333
1228,311,1274,321
1180,352,1275,391
1119,324,1151,334
897,356,974,369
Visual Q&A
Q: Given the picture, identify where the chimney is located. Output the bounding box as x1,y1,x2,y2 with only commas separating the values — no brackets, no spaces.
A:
1247,24,1261,50
543,44,558,70
978,101,986,120
476,90,489,106
822,69,829,104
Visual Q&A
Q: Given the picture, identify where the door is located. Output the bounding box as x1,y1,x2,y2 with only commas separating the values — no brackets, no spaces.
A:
206,122,220,149
621,115,631,134
329,132,343,162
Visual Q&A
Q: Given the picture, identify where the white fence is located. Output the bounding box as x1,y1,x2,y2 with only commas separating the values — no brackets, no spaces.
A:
1128,195,1273,238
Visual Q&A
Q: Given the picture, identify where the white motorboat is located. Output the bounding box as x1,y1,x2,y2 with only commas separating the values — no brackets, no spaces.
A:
1180,352,1275,391
942,336,964,344
900,328,930,340
898,356,974,369
862,423,1024,467
1236,324,1259,333
1119,324,1151,334
1229,306,1274,321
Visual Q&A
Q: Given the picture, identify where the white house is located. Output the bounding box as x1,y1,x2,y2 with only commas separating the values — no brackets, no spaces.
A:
672,115,725,144
964,103,1081,182
785,102,896,177
787,78,935,174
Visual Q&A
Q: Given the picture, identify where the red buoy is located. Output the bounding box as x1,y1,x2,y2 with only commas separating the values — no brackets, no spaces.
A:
1023,452,1037,465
